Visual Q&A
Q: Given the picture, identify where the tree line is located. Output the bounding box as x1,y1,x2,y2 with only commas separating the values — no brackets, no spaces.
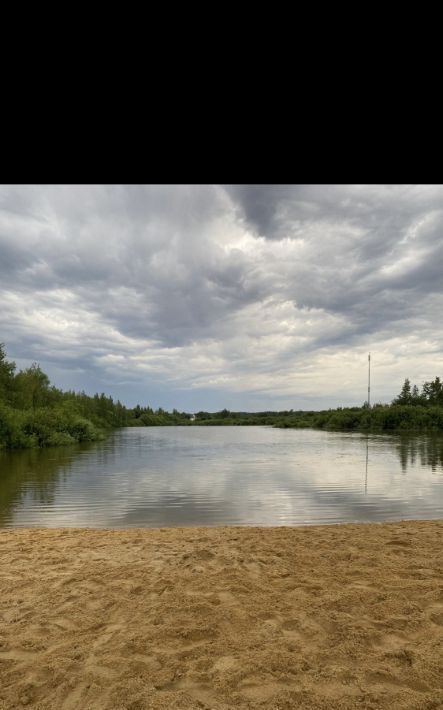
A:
274,377,443,433
1,342,443,449
0,344,192,449
393,377,443,407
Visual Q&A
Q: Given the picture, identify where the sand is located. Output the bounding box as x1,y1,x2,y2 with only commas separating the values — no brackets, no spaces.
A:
0,521,442,710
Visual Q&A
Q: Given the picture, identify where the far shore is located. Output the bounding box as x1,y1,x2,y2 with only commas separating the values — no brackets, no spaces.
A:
1,520,442,709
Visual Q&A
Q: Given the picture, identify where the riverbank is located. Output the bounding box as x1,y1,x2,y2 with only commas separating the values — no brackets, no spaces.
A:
273,404,443,433
0,521,442,709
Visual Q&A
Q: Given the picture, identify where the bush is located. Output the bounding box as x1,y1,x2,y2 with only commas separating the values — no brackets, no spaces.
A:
46,432,76,446
0,404,33,448
65,416,100,442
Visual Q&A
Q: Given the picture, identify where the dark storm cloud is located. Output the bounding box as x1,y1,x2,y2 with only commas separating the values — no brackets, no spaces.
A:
227,183,443,250
224,185,297,237
226,184,443,343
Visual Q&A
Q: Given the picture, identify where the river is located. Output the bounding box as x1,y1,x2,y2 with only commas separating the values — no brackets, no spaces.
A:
0,426,442,527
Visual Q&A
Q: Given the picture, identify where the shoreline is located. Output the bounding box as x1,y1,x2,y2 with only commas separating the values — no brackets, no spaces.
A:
2,514,443,529
1,520,442,709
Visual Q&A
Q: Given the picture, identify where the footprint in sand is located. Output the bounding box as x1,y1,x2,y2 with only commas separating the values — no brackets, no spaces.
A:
212,655,236,672
429,608,443,626
194,549,215,561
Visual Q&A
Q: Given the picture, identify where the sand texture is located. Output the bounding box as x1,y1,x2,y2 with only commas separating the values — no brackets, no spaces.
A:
0,521,442,709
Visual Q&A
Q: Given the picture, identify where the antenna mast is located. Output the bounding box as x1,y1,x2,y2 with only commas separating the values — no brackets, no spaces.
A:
368,352,371,408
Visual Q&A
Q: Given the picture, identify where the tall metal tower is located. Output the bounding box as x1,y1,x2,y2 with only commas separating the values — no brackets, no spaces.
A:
368,352,371,408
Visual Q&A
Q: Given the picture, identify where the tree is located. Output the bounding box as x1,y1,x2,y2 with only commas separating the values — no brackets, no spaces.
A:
422,376,443,406
411,384,421,405
0,343,16,402
394,378,412,405
14,363,51,411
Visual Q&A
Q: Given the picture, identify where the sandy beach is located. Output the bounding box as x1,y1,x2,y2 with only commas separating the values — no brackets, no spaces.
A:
0,521,442,709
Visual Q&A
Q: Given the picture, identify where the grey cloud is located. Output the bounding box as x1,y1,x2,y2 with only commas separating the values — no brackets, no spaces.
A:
1,184,443,409
224,184,297,236
226,183,443,246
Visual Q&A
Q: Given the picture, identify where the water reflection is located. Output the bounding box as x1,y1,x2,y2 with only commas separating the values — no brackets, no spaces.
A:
0,442,98,526
0,427,442,528
396,435,443,472
365,437,369,495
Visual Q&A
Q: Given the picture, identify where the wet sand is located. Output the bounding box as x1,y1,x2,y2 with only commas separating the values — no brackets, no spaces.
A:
0,520,442,709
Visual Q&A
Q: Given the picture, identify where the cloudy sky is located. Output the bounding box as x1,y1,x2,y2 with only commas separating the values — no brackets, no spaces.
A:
1,184,442,411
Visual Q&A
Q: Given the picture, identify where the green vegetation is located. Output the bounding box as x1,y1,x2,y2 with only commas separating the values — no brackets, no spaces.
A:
273,377,443,433
0,344,124,449
2,341,443,449
273,404,443,432
128,405,192,427
0,343,194,449
170,378,443,432
190,410,287,426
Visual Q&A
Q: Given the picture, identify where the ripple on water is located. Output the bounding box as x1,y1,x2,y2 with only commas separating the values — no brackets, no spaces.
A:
1,427,442,528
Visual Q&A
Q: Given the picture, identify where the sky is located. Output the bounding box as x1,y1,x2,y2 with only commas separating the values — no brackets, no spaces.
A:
1,184,442,412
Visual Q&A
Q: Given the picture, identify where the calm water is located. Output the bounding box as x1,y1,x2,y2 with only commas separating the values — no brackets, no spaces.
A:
0,426,442,528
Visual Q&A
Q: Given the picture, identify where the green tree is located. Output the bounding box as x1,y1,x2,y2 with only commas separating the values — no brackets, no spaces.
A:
14,364,51,411
0,343,16,402
422,377,443,406
411,384,422,405
394,378,412,405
